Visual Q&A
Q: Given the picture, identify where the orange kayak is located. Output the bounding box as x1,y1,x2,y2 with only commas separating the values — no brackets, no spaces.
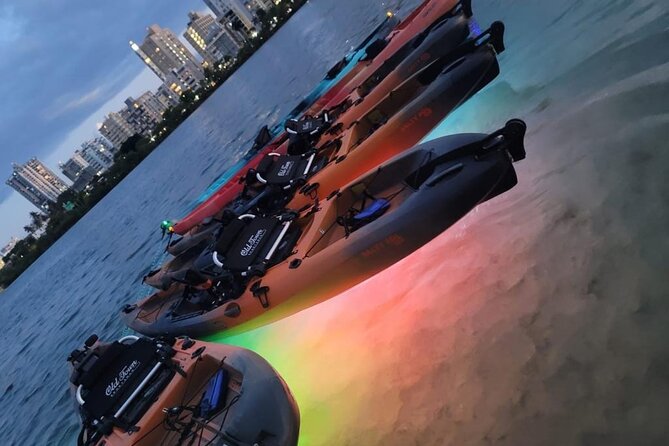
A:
123,120,527,337
68,335,299,445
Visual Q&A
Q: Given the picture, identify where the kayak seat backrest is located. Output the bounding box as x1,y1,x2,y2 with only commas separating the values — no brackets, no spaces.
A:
71,342,127,388
263,155,309,186
287,134,312,156
225,217,282,272
255,155,275,176
78,339,163,422
250,125,273,153
214,219,248,255
285,116,325,136
361,38,388,61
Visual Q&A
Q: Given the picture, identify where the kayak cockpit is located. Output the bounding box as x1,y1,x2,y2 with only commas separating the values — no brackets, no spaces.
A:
303,152,425,257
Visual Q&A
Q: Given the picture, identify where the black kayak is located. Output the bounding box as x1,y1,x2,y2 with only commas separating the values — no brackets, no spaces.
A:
68,335,299,445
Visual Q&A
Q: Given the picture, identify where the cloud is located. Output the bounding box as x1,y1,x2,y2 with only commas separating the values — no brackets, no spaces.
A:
0,6,25,45
42,87,103,120
44,67,160,167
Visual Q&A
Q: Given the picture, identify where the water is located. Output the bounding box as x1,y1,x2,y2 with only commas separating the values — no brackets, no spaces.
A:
1,1,668,445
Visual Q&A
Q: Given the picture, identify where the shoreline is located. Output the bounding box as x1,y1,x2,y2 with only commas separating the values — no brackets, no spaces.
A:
0,0,308,289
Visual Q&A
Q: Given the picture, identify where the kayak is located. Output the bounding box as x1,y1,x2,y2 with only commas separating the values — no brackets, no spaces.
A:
332,18,503,132
169,0,469,236
123,119,527,337
148,25,503,281
288,27,504,210
68,334,299,445
304,0,471,115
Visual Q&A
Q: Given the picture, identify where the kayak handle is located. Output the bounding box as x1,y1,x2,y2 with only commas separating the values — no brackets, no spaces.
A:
118,336,139,344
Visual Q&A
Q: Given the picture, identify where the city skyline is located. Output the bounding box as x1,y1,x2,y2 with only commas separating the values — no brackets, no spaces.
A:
0,0,245,246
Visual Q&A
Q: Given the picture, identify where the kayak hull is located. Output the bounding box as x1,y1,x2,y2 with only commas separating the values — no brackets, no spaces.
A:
289,40,501,210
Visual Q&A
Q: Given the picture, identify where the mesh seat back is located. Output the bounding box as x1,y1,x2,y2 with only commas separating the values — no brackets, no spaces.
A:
264,155,307,185
80,339,160,422
225,217,281,271
214,219,248,255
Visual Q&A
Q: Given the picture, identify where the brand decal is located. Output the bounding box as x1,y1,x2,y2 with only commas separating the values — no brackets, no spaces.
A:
407,52,432,75
240,229,267,256
277,161,295,177
105,360,141,397
360,234,405,258
400,107,433,133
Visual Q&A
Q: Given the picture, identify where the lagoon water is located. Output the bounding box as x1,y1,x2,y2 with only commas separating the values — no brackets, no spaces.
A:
1,0,668,444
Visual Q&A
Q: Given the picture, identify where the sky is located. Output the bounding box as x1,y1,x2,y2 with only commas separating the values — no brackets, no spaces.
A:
0,0,208,247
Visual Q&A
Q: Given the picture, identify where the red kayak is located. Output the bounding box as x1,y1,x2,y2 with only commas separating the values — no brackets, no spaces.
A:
172,134,289,234
172,0,464,236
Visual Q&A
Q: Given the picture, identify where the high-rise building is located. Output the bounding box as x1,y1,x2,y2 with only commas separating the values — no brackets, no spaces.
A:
184,11,242,66
246,0,274,12
130,25,204,94
204,0,258,39
6,158,69,211
79,138,115,174
1,237,20,258
60,152,96,192
99,112,136,150
59,152,90,182
123,91,168,136
156,84,180,109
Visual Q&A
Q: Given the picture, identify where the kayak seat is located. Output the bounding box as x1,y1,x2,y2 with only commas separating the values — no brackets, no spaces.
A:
225,217,281,272
214,219,248,255
337,184,391,235
214,216,301,276
249,125,273,154
284,113,330,137
285,114,331,155
353,198,390,222
199,369,230,419
72,338,176,429
255,152,316,188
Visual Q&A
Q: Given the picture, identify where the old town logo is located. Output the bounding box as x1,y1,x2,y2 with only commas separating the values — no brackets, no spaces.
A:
241,229,267,256
105,360,140,397
277,161,295,177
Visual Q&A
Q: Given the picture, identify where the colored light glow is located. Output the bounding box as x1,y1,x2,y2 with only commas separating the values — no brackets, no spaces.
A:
201,82,526,444
205,211,526,445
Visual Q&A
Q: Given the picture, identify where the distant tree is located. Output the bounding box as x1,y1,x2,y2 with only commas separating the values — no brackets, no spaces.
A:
29,211,47,229
180,90,196,105
119,134,143,154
